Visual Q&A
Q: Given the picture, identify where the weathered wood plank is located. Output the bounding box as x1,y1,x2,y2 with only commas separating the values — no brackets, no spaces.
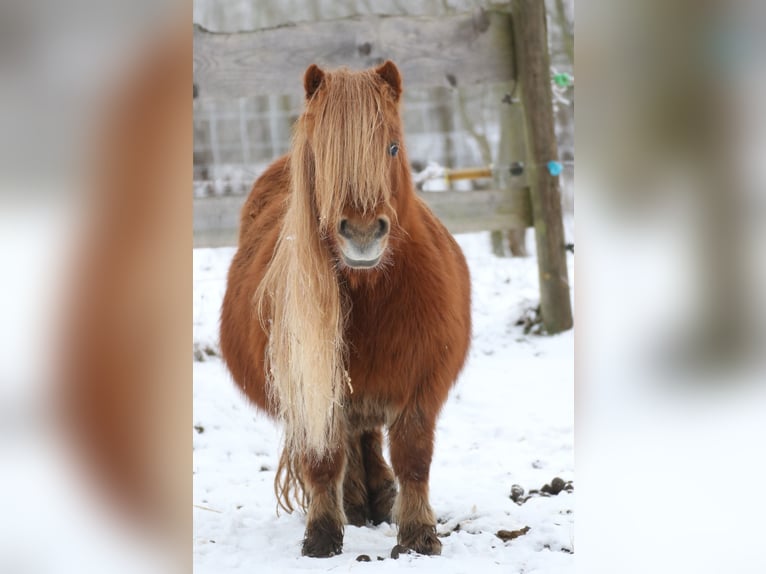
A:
193,188,532,248
420,188,531,234
194,9,514,99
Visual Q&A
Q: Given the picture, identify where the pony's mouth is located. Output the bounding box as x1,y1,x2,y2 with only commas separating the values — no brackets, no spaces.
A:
341,254,382,269
336,235,387,270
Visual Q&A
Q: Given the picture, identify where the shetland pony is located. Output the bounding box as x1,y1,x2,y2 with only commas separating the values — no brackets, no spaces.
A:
220,61,471,557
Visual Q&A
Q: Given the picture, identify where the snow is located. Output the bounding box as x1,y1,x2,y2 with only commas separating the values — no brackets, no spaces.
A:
193,231,574,573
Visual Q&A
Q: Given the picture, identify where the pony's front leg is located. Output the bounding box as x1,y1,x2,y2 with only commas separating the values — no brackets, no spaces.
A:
301,447,346,557
388,409,442,555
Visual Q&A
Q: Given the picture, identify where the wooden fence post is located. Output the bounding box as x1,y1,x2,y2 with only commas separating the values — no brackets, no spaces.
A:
496,82,529,257
511,0,573,334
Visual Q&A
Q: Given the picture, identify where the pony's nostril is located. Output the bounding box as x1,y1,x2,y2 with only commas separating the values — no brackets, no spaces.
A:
339,219,350,238
376,218,389,238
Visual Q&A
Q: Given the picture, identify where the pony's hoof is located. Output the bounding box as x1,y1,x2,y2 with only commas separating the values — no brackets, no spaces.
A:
344,504,368,527
397,524,442,556
369,480,396,525
390,544,411,559
302,517,343,558
302,535,343,558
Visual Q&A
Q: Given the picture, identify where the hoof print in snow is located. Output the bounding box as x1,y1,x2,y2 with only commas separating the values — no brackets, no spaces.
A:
193,344,219,362
390,545,411,559
437,521,461,538
496,526,530,542
356,554,371,562
516,305,544,335
544,543,574,554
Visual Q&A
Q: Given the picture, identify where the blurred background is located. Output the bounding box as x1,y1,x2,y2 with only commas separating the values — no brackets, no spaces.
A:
577,1,766,572
1,1,190,573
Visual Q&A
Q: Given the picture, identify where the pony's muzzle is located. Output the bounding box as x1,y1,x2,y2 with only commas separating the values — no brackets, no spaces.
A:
337,216,389,269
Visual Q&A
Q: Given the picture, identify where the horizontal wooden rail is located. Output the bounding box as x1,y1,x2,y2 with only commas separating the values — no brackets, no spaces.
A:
193,9,514,99
444,167,494,182
193,188,532,248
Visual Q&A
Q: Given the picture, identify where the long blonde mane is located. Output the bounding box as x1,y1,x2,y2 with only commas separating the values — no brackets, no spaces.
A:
255,68,399,465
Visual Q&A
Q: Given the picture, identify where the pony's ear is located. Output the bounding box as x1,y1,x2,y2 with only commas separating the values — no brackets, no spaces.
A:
304,64,325,100
375,60,402,102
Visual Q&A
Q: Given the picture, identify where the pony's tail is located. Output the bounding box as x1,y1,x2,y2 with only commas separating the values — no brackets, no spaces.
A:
274,445,308,514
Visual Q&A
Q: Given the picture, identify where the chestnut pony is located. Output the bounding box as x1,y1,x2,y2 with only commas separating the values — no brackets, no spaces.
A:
220,61,471,557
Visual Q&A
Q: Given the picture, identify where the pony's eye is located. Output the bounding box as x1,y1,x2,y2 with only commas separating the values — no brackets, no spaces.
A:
388,142,399,157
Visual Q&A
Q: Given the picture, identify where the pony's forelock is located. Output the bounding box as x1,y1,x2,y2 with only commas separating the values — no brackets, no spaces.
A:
254,67,403,465
307,68,400,230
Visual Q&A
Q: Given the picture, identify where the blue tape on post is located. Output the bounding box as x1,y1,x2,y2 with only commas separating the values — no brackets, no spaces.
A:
547,161,563,176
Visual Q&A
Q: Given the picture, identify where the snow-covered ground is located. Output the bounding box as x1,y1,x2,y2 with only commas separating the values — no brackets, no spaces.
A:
193,230,574,573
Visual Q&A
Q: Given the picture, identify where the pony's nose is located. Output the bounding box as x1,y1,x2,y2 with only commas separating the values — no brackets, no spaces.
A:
338,218,352,240
337,216,390,269
376,217,389,238
338,217,389,243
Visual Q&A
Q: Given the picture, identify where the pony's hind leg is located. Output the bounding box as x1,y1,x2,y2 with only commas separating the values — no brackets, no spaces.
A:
301,447,346,557
343,428,396,526
388,410,442,555
361,428,396,524
342,431,369,526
